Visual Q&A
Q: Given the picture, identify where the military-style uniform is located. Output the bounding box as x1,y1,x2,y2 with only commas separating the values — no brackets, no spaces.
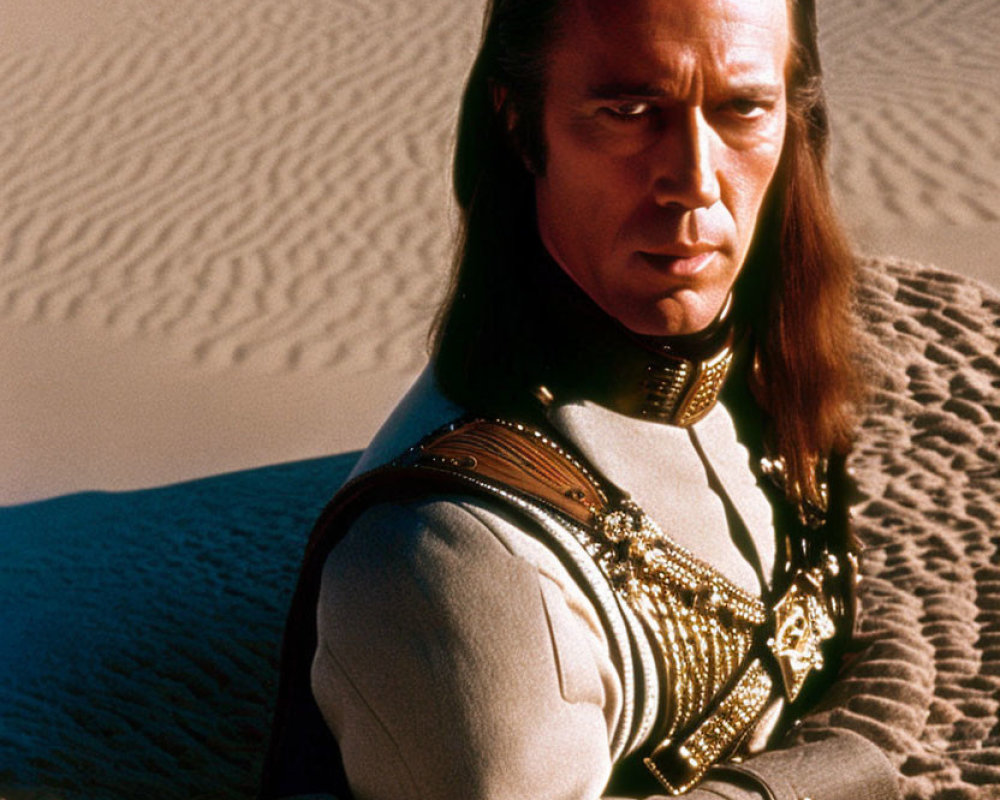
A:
261,262,899,800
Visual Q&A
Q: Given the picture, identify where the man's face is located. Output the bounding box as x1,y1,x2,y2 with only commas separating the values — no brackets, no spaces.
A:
534,0,789,336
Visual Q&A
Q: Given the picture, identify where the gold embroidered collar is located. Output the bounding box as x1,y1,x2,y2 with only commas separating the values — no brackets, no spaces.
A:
533,291,738,428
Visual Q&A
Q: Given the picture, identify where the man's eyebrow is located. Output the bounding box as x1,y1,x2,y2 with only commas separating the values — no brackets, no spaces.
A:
586,82,667,100
585,81,784,100
727,83,784,99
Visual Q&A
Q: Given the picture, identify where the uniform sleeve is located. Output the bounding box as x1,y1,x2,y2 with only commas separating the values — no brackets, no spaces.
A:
309,498,899,800
702,730,901,800
311,498,625,800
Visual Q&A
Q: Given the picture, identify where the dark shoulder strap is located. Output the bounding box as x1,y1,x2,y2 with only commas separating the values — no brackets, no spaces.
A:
259,418,609,799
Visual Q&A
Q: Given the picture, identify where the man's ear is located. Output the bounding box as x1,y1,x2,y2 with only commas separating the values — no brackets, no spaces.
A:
489,80,509,115
489,82,537,174
490,81,521,139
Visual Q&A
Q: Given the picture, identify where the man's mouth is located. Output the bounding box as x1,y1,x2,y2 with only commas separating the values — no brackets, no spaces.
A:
637,249,717,277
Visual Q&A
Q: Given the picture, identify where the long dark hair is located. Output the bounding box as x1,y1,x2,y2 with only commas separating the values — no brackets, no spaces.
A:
432,0,860,510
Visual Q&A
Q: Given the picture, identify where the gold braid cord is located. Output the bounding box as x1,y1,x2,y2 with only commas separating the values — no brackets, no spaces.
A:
413,419,838,795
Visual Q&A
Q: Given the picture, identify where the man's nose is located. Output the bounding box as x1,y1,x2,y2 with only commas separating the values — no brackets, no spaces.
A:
650,107,721,210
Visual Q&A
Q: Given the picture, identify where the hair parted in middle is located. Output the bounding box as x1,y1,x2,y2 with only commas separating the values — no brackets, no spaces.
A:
432,0,860,510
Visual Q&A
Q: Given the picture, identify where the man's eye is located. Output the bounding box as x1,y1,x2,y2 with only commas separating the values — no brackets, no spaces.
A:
602,101,652,120
722,98,770,119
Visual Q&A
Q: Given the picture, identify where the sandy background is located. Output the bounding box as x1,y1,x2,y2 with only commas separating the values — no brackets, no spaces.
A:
2,0,999,505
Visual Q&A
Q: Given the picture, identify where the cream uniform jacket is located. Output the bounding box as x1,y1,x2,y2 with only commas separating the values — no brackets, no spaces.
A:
309,367,899,800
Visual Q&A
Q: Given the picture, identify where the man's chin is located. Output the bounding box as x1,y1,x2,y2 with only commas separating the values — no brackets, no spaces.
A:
612,294,727,338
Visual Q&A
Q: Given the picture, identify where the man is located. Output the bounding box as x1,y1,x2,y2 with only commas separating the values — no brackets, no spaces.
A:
262,0,901,797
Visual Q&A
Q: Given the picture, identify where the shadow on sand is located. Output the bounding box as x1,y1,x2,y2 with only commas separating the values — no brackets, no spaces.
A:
0,451,359,800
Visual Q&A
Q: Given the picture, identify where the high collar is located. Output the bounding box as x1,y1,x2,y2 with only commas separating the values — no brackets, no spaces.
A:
527,254,740,427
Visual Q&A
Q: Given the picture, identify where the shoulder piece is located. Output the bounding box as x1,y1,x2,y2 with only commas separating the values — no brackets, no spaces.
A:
405,417,612,524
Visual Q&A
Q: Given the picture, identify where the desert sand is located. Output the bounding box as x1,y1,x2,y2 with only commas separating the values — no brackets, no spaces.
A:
2,0,998,504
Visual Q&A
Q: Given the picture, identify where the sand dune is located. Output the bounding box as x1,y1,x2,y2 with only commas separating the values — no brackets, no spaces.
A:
2,0,999,503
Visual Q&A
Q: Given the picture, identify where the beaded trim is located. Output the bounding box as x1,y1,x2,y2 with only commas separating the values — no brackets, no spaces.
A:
575,498,766,748
645,660,774,795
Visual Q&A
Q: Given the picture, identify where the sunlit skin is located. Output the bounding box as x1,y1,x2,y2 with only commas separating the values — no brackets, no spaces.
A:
534,0,789,336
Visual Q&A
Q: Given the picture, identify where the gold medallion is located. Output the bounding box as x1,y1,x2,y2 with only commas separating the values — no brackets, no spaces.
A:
768,568,837,701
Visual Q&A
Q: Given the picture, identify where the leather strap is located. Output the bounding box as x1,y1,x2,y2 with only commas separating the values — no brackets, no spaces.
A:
410,418,611,524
